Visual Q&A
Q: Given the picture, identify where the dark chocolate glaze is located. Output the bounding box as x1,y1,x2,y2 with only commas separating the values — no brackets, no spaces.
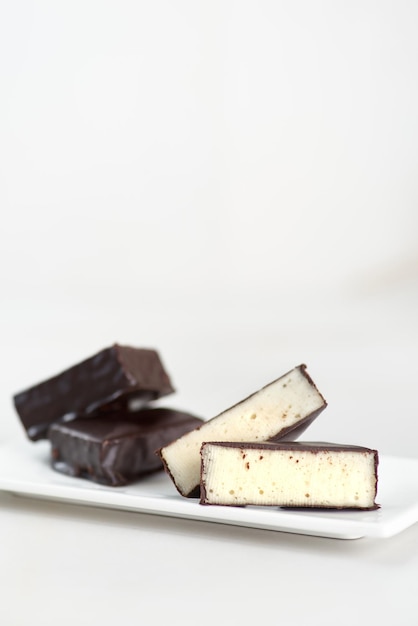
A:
13,345,175,441
201,441,378,452
49,407,203,487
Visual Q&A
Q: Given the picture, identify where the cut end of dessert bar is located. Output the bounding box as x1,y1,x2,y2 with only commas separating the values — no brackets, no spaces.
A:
200,441,379,509
158,364,327,498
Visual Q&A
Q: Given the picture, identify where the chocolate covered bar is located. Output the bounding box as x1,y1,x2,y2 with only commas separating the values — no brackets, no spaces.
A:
200,441,379,509
49,407,203,486
158,364,327,497
13,345,175,441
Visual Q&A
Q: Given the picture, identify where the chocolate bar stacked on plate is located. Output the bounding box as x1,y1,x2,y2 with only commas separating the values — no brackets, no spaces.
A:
13,344,203,486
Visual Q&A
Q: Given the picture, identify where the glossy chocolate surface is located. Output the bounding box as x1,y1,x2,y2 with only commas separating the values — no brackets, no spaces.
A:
202,441,378,453
13,345,175,441
49,407,203,486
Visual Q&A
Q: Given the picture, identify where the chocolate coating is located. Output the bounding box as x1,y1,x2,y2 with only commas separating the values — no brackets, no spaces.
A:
49,408,203,486
13,345,175,441
202,441,377,453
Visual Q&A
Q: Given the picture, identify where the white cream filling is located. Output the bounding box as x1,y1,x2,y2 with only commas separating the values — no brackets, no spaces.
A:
201,445,377,508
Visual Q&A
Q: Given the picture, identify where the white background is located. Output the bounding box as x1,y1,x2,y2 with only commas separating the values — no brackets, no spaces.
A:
1,3,418,625
1,0,417,454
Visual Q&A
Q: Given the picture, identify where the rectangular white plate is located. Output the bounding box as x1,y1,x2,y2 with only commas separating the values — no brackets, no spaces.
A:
0,439,417,539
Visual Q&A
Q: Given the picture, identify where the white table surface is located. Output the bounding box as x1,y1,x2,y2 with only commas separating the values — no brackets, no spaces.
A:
1,488,417,626
1,291,417,626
